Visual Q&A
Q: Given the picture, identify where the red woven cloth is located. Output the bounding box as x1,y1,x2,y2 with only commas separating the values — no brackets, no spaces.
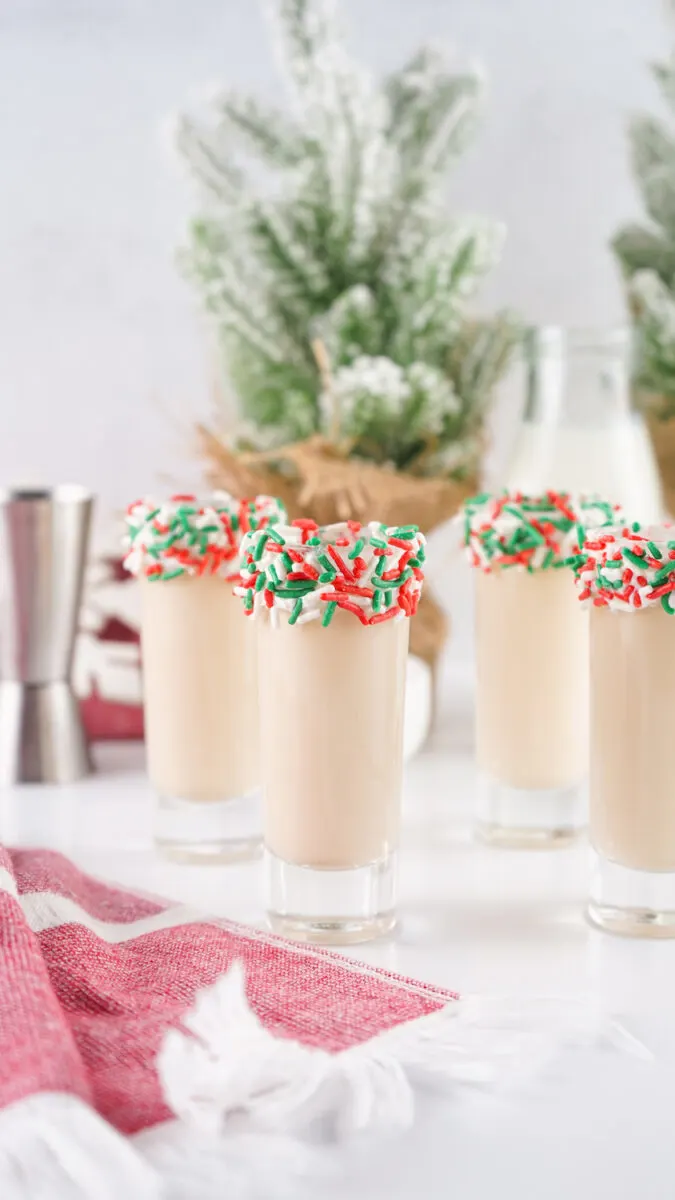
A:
0,846,456,1137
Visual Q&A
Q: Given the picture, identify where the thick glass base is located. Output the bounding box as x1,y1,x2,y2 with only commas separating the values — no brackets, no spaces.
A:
155,792,261,864
588,852,675,938
265,849,397,944
476,774,586,849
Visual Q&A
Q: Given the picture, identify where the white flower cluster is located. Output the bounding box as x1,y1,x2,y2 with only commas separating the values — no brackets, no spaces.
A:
324,355,459,450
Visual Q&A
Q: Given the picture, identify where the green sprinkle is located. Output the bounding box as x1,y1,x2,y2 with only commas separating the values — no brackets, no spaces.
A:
375,556,386,577
318,571,337,584
632,521,641,532
662,593,675,615
624,549,649,569
281,551,294,572
384,589,393,607
266,528,285,544
275,583,316,597
255,573,266,592
542,549,554,569
254,533,269,561
372,589,381,613
245,588,254,610
322,601,337,627
597,573,621,591
230,512,240,532
647,542,663,560
288,599,303,625
372,568,412,590
268,563,280,586
348,538,365,560
390,526,417,540
158,568,184,581
318,553,334,573
306,536,321,546
651,564,675,587
369,536,387,549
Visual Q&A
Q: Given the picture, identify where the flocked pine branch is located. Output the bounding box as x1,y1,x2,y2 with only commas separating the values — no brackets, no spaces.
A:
174,0,518,475
614,53,675,412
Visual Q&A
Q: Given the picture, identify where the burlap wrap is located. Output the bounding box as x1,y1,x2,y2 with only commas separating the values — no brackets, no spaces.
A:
198,426,475,669
645,404,675,518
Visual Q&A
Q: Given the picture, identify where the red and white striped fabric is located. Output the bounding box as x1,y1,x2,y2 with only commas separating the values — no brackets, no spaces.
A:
0,845,458,1198
0,846,641,1200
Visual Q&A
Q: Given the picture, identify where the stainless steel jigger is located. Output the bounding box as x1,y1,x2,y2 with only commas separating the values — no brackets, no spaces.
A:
0,486,94,783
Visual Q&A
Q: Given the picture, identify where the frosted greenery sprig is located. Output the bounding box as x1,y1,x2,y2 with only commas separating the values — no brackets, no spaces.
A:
173,0,518,477
613,53,675,415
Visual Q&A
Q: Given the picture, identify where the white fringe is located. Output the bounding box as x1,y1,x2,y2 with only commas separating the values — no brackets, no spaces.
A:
158,961,651,1142
0,1093,159,1200
0,971,649,1200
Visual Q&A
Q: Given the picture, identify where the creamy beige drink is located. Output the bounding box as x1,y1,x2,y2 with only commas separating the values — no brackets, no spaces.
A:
124,492,286,861
462,490,619,846
237,517,426,943
259,609,408,868
476,567,588,790
141,575,257,802
579,522,675,935
591,604,675,872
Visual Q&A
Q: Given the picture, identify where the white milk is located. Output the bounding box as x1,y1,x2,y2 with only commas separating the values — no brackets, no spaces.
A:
505,417,664,522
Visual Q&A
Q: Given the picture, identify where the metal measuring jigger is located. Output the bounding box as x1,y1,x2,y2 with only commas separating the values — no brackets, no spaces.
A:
0,486,94,783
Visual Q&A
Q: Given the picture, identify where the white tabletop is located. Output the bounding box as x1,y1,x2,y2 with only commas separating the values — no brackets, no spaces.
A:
3,667,675,1200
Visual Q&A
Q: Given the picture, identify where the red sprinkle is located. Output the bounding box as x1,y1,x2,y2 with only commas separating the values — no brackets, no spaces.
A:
264,589,274,608
327,544,355,581
369,608,398,625
646,581,675,600
328,583,375,598
170,493,197,502
546,490,576,522
335,597,369,625
388,537,411,551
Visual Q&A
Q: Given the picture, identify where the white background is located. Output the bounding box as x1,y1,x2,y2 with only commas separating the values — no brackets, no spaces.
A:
0,1,670,533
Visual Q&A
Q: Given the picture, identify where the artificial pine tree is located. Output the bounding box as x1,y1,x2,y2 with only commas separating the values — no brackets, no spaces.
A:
174,0,516,481
613,52,675,509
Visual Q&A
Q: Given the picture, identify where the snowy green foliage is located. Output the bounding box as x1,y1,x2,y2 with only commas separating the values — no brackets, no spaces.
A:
614,54,675,413
175,0,517,474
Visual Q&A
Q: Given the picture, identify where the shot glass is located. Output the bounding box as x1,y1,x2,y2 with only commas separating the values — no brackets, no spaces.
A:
237,518,425,944
462,491,618,847
124,492,285,862
581,523,675,935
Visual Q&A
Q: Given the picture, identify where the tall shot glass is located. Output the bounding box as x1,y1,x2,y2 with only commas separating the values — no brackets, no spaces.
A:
124,492,285,862
579,523,675,935
461,491,619,847
237,518,425,943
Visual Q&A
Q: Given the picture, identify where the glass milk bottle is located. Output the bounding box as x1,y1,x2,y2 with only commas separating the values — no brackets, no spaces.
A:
462,491,618,847
237,518,425,944
505,327,663,522
578,523,675,935
124,492,285,862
